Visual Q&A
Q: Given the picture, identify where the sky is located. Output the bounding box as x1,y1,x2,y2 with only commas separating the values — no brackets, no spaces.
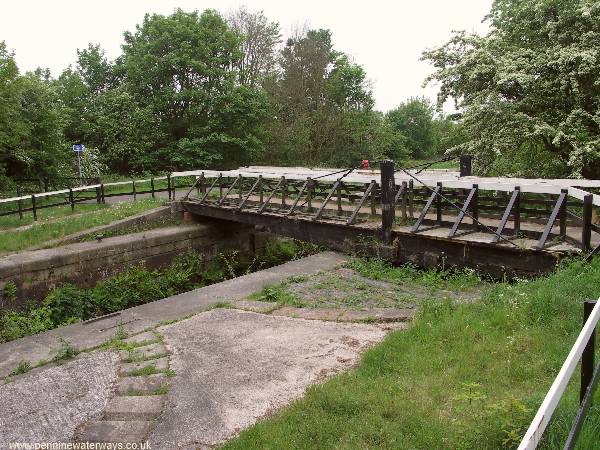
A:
1,0,492,112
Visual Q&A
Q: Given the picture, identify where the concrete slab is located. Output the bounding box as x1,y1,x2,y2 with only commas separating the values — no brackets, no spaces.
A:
0,251,347,378
121,357,169,375
231,299,280,313
76,420,153,444
104,395,165,421
115,374,167,395
149,308,386,449
120,342,168,362
0,351,118,445
123,331,159,346
271,306,344,321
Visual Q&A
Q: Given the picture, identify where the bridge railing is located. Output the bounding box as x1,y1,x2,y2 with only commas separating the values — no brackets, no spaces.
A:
180,163,599,252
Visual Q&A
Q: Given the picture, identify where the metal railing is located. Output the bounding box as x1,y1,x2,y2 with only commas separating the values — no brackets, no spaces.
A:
518,298,600,450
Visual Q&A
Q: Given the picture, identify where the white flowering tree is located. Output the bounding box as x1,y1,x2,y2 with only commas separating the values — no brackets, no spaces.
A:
423,0,600,178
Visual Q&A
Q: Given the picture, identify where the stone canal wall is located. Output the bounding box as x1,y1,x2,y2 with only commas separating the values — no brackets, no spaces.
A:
0,219,266,309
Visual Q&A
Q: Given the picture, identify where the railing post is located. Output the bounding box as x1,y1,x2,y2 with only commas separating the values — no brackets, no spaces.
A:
337,181,342,215
460,155,472,177
408,179,414,218
307,178,314,212
150,177,155,199
436,182,442,224
472,184,479,231
100,184,105,204
132,179,137,201
559,188,568,237
167,174,172,200
69,188,75,212
16,186,23,220
582,194,593,251
401,181,408,220
581,299,596,403
281,177,287,206
380,159,396,244
31,194,37,221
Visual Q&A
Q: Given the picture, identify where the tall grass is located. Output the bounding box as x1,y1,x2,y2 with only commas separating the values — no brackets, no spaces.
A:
222,257,600,450
0,199,164,253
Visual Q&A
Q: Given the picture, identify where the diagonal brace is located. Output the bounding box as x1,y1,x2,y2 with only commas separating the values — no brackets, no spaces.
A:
347,181,376,225
259,176,285,214
492,187,520,243
536,189,568,249
448,185,477,238
411,184,442,233
218,175,242,205
313,180,341,221
238,176,262,210
199,174,222,204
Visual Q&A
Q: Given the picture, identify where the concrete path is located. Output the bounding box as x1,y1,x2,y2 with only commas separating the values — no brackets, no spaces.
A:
152,309,386,449
0,352,118,445
0,251,347,378
0,289,392,448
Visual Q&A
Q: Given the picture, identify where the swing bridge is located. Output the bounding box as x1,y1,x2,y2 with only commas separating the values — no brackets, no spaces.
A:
176,159,600,277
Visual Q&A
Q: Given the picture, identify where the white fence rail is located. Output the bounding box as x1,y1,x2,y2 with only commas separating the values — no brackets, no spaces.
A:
518,298,600,450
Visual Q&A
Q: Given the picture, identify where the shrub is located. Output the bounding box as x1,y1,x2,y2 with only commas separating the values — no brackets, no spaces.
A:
2,281,17,301
0,306,53,343
42,284,92,325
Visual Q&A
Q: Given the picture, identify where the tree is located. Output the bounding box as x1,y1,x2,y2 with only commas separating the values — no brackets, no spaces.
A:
422,0,600,177
0,42,67,182
228,7,281,87
120,9,269,169
386,97,435,159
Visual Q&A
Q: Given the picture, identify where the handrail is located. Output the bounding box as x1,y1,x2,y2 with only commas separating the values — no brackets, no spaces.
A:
518,298,600,450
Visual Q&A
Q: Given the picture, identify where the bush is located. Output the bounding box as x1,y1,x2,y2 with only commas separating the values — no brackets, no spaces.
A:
0,306,54,343
43,284,92,325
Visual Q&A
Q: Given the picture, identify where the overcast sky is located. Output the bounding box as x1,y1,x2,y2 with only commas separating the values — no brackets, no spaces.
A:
1,0,492,112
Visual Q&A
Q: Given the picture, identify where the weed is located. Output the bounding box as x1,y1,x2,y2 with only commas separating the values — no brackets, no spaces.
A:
154,384,169,395
9,360,32,376
52,338,78,363
128,364,161,377
3,281,17,301
164,369,176,377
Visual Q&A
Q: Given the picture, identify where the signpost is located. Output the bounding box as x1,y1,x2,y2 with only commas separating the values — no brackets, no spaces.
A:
72,144,85,185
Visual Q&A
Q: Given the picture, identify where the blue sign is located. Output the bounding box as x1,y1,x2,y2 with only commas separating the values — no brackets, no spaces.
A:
72,144,85,152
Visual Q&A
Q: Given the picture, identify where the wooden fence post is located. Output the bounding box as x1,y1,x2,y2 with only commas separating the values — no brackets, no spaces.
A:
69,188,75,211
167,175,172,200
150,178,155,199
16,186,23,220
31,194,37,221
582,194,593,251
380,160,396,244
132,179,137,201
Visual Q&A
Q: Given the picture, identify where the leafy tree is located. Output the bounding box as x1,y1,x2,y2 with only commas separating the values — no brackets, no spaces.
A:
423,0,600,177
228,7,281,87
386,97,435,159
0,42,67,182
120,9,269,170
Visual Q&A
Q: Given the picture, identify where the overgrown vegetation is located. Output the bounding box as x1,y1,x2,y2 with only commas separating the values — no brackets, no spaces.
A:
0,198,164,253
222,256,600,450
0,239,318,343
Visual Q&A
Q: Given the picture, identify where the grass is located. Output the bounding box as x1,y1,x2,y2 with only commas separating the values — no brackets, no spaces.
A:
251,259,484,310
221,257,600,450
0,198,165,253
